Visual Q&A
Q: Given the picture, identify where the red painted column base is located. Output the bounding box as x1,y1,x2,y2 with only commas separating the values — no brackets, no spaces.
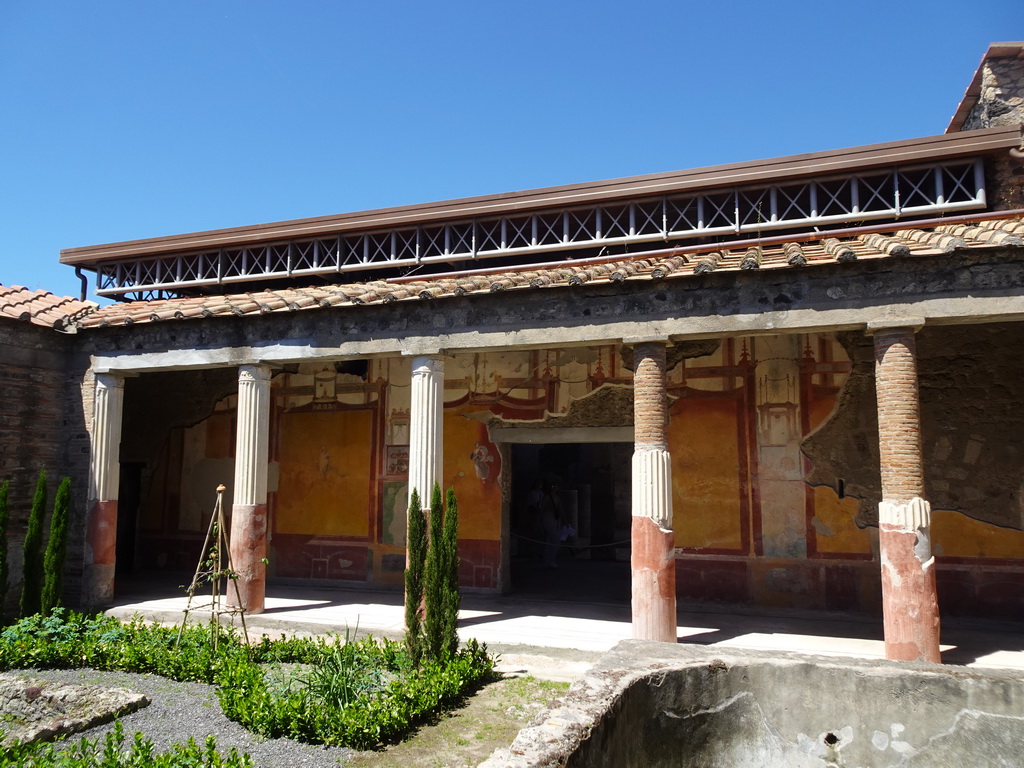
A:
880,526,941,663
228,503,268,614
84,500,118,607
631,516,677,643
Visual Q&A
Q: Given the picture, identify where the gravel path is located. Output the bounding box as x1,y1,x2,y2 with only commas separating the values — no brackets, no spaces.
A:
12,668,355,767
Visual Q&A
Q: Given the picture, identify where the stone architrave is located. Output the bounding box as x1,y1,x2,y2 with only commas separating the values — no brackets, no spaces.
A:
83,373,125,608
227,364,271,614
630,340,677,642
408,354,444,510
870,322,941,663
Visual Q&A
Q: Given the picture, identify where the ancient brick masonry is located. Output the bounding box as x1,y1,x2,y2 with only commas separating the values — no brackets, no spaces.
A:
631,341,676,642
872,327,941,663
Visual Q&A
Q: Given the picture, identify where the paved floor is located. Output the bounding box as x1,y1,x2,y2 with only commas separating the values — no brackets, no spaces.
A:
106,571,1024,682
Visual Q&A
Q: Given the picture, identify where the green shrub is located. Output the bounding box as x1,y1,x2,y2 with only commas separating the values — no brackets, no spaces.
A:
0,610,497,751
0,720,253,766
404,488,426,665
41,476,72,615
441,487,461,660
19,471,47,618
423,484,460,663
0,480,8,621
424,482,445,661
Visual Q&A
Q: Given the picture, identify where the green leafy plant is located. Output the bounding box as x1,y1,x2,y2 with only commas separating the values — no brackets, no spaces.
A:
0,609,496,751
424,482,445,661
41,476,72,615
0,480,8,621
422,483,461,663
0,720,254,766
441,487,461,660
404,488,427,665
19,470,47,618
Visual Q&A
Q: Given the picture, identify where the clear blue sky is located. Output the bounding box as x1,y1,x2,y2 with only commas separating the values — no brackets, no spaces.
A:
1,1,1020,300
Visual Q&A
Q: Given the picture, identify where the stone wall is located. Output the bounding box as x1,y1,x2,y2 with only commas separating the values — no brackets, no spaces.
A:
0,320,75,614
960,53,1024,211
484,641,1024,768
962,55,1024,131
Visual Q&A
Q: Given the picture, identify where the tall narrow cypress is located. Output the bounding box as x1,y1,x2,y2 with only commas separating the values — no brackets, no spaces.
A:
0,480,9,620
424,482,445,661
441,487,461,660
20,470,47,617
403,489,427,665
41,477,72,615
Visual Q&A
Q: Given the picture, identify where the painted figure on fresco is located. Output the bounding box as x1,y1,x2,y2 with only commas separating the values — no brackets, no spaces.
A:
470,442,494,480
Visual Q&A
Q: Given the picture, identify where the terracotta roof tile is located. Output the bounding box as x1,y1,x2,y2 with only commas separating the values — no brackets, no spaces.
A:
73,215,1024,330
0,284,97,329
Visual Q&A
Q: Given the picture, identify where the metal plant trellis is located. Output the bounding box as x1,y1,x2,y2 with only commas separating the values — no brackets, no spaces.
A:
176,484,250,650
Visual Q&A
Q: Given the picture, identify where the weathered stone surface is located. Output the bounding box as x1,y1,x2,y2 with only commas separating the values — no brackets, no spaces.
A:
482,642,1024,768
0,673,149,745
803,322,1024,531
619,338,719,372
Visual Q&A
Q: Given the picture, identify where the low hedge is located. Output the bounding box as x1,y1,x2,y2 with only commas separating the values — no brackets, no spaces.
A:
0,609,496,751
1,722,252,767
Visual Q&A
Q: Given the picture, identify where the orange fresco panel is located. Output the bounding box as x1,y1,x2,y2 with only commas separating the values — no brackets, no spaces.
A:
442,408,501,541
812,486,872,554
669,398,743,550
933,509,1024,560
808,393,837,433
205,413,232,459
275,410,372,537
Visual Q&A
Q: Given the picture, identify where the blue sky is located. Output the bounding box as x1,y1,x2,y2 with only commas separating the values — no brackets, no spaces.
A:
1,1,1020,300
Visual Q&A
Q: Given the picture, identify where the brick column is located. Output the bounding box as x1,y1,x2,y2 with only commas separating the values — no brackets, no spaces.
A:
630,341,677,643
408,354,444,511
83,373,125,608
871,323,941,663
228,364,271,614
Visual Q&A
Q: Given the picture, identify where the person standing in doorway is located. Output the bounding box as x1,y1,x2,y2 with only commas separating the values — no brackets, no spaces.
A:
540,477,564,569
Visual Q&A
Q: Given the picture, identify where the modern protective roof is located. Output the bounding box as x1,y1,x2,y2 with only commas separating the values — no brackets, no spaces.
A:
74,212,1024,329
60,127,1019,269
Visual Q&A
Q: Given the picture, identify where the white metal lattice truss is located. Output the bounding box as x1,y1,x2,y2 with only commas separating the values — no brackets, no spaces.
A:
96,159,985,299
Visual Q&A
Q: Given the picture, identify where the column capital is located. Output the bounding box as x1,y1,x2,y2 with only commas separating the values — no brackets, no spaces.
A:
238,364,272,383
94,372,125,390
409,354,445,375
866,317,925,335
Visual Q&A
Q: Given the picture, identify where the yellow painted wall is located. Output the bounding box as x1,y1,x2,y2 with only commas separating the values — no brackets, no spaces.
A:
933,509,1024,559
670,397,744,550
441,408,501,540
275,409,373,537
811,486,872,554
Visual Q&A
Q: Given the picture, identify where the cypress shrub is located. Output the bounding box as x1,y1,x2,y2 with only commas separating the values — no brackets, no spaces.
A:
403,488,426,665
424,482,445,661
441,487,461,660
0,479,9,620
41,476,72,615
20,470,47,617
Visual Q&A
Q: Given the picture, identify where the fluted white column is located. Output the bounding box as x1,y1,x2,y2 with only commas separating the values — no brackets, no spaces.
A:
228,364,271,613
84,373,125,608
408,354,444,510
630,341,677,643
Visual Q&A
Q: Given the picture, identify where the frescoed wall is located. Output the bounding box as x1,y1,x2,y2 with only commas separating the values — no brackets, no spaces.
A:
126,330,1024,618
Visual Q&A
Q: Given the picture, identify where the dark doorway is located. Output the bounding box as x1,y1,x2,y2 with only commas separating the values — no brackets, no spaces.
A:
510,442,632,603
116,462,144,575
